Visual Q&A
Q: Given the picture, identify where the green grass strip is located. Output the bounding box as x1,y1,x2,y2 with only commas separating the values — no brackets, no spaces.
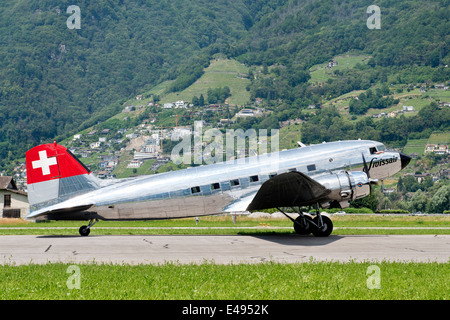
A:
1,262,448,300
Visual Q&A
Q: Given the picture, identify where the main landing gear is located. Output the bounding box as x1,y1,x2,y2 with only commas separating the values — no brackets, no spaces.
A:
79,219,99,236
277,205,333,237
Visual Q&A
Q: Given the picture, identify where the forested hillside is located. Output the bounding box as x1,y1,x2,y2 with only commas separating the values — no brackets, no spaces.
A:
0,0,270,163
236,0,449,68
0,0,449,165
230,0,450,146
232,0,449,106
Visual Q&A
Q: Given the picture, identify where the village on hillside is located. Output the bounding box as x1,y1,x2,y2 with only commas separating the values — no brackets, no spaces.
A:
2,100,270,191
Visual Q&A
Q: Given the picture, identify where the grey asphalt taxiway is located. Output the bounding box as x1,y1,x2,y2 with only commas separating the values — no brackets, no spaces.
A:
1,234,449,265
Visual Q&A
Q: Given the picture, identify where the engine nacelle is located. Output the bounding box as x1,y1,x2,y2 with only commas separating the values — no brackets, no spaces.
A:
314,171,371,208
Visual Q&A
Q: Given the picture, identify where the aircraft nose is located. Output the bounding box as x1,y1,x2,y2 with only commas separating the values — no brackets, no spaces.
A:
400,152,411,169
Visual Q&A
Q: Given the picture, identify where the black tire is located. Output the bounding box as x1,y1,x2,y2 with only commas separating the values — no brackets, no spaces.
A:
312,216,333,237
293,215,314,235
79,225,90,237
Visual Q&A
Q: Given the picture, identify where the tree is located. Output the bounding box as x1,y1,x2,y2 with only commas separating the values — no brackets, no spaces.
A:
207,87,231,104
429,185,450,213
422,176,434,190
351,189,380,212
400,175,420,192
192,96,199,106
427,49,440,67
288,69,311,87
397,176,405,193
407,189,429,213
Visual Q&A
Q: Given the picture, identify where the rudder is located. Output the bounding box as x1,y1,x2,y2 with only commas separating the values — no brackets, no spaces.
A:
26,142,99,212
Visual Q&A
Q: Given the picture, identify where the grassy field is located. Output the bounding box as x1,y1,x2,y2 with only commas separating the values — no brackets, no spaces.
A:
161,58,251,106
279,123,302,150
403,138,429,156
428,131,450,145
426,87,450,100
308,54,371,84
1,261,448,300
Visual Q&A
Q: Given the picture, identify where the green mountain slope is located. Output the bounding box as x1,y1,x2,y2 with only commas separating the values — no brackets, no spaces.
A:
0,0,449,165
143,58,251,106
236,0,449,68
0,0,263,163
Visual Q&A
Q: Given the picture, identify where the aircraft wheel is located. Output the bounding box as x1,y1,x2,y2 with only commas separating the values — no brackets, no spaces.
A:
79,225,90,237
312,216,333,237
293,215,314,235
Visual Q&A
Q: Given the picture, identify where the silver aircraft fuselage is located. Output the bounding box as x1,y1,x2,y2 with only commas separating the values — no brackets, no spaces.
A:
27,140,410,221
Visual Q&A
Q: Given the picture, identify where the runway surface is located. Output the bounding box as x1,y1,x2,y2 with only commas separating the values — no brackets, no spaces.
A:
1,234,449,265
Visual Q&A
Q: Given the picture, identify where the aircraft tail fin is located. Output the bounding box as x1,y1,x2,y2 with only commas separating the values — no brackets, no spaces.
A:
26,142,100,213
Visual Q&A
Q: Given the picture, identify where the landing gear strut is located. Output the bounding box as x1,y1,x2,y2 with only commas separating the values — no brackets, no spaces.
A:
277,204,333,237
79,219,99,237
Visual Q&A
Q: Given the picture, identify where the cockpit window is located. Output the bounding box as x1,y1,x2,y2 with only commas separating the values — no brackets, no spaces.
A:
377,145,386,152
370,145,386,154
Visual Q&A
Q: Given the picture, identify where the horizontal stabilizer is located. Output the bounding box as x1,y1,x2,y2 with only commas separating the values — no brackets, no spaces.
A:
27,203,94,219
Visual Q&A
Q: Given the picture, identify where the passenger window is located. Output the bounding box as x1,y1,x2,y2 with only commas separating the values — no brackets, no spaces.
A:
211,183,220,190
191,186,201,194
230,179,240,187
269,173,277,178
307,164,316,172
288,168,296,172
249,175,259,182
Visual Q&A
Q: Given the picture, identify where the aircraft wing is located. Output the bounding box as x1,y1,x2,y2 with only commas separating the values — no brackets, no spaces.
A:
246,171,331,211
223,191,259,212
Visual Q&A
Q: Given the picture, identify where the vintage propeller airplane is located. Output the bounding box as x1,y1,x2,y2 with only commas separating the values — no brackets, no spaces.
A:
26,139,410,236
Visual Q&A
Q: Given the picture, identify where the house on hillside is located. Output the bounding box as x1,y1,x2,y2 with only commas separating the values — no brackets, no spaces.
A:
326,60,338,69
175,101,187,108
425,144,449,155
435,83,449,90
128,160,143,168
0,176,28,219
402,106,414,112
235,108,258,118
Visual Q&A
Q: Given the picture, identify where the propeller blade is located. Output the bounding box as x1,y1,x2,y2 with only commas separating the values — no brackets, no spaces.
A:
362,153,370,178
362,153,373,194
